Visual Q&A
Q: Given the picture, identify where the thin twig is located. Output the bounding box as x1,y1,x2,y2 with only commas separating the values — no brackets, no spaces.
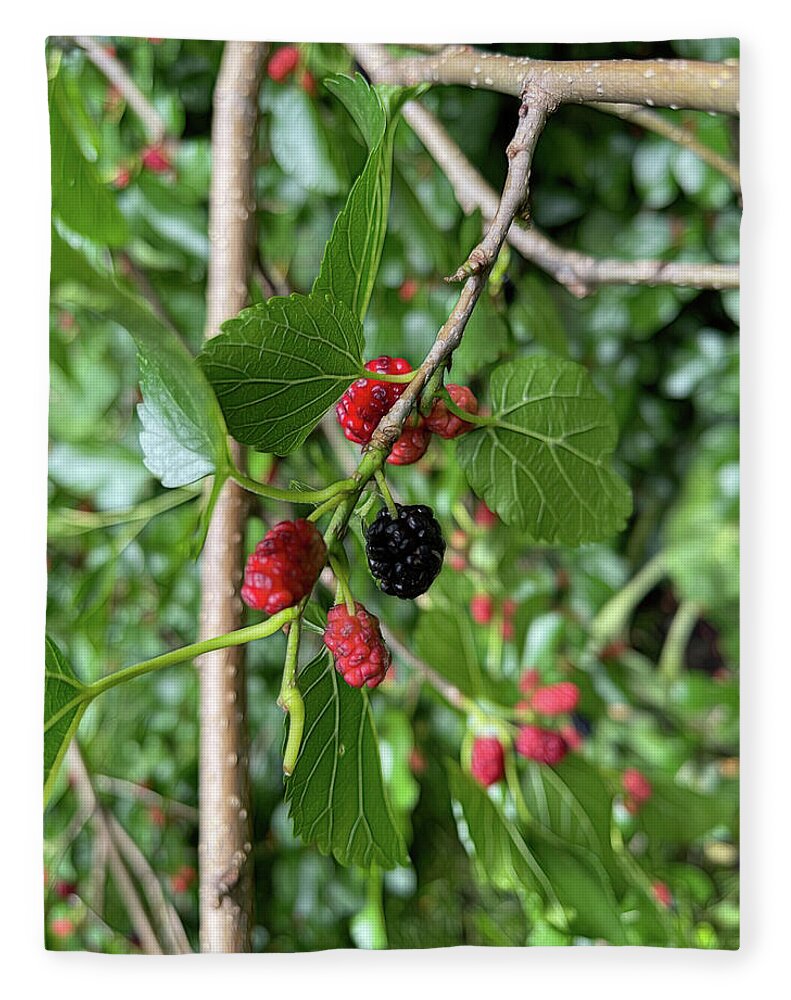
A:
67,745,163,954
93,773,199,823
370,44,739,115
107,813,192,954
596,102,740,191
447,84,557,281
380,626,468,712
369,93,549,451
74,36,168,146
351,44,738,297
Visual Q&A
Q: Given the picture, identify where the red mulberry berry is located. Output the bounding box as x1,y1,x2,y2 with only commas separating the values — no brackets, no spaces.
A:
519,668,541,694
324,602,391,688
651,881,673,909
387,419,431,465
267,45,299,81
241,519,326,615
530,681,580,716
470,737,505,787
336,356,412,445
141,145,171,173
622,768,653,804
398,278,418,302
426,384,479,438
515,725,568,766
474,501,498,527
470,594,494,624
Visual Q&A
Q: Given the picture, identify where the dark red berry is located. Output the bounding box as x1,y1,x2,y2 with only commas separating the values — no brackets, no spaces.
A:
622,768,653,804
336,356,412,445
426,384,479,439
141,145,171,173
501,619,515,641
470,737,505,787
651,881,673,908
530,681,580,716
241,519,326,615
470,594,494,624
398,278,418,302
267,45,300,81
300,70,317,96
502,598,518,618
54,881,77,900
519,668,541,694
324,602,391,688
387,419,431,465
515,725,568,766
474,501,498,527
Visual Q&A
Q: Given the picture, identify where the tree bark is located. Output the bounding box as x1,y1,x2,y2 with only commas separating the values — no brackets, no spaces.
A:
198,39,265,954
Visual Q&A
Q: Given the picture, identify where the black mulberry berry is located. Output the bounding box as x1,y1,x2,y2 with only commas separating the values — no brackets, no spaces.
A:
364,504,445,599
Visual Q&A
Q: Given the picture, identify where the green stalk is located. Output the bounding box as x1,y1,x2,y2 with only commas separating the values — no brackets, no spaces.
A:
658,599,700,681
88,608,298,699
374,469,398,519
279,617,305,776
589,552,667,647
230,471,356,505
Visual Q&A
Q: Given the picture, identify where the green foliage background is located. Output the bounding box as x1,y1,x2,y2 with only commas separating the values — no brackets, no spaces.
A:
45,37,739,951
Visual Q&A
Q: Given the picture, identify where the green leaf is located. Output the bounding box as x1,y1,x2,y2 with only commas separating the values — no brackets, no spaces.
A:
456,358,632,545
520,756,623,890
108,289,231,487
448,762,627,943
44,637,89,805
312,76,421,322
269,87,342,195
665,423,738,608
199,293,365,455
284,651,408,870
49,72,128,247
415,601,512,704
637,775,737,846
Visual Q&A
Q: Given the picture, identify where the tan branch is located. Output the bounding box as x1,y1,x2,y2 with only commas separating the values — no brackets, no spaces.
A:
403,100,738,297
74,36,168,146
596,102,740,190
107,813,192,954
368,44,739,115
353,43,738,296
198,39,266,955
369,88,550,451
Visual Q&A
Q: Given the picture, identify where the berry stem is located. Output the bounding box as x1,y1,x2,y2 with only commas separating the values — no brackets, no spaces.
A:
230,471,356,505
329,553,356,616
436,389,496,428
279,616,305,776
658,599,700,681
87,608,299,700
418,361,448,416
374,469,399,519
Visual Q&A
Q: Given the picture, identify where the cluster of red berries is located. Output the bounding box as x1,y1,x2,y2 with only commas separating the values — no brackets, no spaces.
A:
241,518,327,615
469,675,585,787
470,593,519,639
266,45,316,94
336,356,478,465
